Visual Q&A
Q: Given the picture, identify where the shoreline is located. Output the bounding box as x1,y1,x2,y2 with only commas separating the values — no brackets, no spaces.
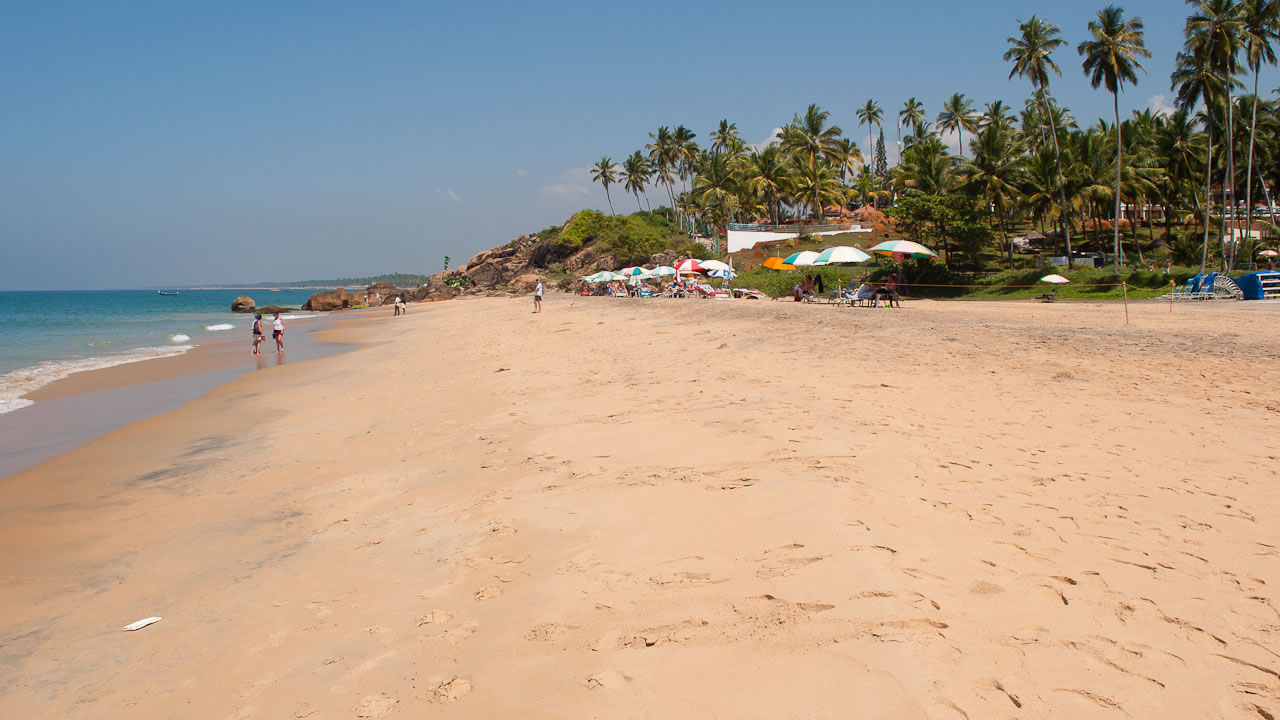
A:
0,309,374,480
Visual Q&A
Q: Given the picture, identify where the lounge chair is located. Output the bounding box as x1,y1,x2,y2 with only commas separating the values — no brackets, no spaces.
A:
694,283,730,299
1037,289,1057,303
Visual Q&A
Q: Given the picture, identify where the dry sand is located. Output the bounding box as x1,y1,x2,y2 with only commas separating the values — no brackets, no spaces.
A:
2,294,1279,718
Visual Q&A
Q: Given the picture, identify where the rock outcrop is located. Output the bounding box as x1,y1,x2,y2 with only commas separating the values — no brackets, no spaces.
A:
255,305,292,315
231,295,256,313
302,288,353,312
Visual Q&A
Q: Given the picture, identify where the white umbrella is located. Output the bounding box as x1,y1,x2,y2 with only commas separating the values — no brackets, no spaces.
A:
812,246,871,265
1040,274,1070,284
699,259,731,272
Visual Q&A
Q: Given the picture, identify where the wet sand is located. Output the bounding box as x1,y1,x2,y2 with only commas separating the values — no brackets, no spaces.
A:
2,295,1279,718
0,315,358,479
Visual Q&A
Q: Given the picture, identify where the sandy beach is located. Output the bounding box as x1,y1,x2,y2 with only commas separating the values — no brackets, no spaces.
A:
2,295,1279,718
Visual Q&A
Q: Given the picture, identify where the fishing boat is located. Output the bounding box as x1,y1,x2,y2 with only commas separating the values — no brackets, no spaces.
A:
157,290,179,296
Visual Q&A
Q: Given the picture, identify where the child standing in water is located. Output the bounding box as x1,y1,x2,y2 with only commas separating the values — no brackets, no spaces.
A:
272,313,284,352
251,314,264,355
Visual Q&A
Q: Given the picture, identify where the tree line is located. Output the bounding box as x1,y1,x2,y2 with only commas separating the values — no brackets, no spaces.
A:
590,1,1280,274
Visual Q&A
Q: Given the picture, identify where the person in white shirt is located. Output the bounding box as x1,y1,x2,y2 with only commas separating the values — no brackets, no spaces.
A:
534,280,543,313
272,313,284,351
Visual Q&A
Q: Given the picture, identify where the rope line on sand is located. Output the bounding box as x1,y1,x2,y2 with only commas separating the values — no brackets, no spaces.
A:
862,282,1133,289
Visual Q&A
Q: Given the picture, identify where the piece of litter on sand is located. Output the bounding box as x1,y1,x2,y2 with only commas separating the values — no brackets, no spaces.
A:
123,617,162,632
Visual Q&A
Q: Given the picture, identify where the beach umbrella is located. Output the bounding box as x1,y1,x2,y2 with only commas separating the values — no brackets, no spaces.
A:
763,257,796,270
707,268,737,279
675,259,705,274
812,246,871,265
1259,249,1279,257
618,267,646,277
699,259,732,272
868,240,938,260
1040,274,1070,284
652,265,678,276
782,250,821,266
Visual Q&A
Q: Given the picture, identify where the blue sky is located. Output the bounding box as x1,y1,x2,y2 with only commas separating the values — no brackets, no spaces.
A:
3,0,1278,289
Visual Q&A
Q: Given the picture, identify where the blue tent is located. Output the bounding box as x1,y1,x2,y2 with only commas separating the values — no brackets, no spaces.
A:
1237,271,1280,300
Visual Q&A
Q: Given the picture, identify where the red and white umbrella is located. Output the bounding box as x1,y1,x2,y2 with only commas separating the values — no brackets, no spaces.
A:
675,259,705,274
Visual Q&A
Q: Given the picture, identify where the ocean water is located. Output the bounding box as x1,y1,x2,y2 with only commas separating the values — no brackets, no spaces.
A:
0,289,322,413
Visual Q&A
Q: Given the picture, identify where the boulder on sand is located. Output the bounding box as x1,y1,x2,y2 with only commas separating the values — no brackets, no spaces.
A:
231,295,256,313
302,288,352,312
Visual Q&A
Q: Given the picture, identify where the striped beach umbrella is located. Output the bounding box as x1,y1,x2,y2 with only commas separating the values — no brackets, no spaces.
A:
782,250,821,267
868,240,938,260
812,246,871,265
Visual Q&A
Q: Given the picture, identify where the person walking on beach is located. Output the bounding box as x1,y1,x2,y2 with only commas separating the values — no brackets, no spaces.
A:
251,314,264,355
534,280,544,313
272,312,285,352
393,296,401,316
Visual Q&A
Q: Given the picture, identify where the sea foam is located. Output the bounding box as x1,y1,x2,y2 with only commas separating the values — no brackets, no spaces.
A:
170,334,191,343
0,345,195,414
205,323,235,331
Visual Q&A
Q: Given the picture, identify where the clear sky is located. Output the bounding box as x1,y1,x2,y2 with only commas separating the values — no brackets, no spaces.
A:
3,0,1278,289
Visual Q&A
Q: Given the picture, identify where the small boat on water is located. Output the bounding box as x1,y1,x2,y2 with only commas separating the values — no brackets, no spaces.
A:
158,290,179,296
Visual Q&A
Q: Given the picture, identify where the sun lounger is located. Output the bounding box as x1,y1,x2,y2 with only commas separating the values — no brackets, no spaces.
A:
1037,289,1057,303
694,283,730,299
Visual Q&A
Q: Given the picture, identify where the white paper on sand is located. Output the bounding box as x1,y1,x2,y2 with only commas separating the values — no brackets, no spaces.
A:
123,616,162,632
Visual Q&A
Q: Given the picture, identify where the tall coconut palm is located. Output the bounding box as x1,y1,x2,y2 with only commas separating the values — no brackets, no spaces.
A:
646,126,679,214
1078,5,1151,271
781,104,843,172
936,93,978,158
900,98,927,143
1006,15,1076,265
690,151,739,253
965,120,1026,267
743,146,793,224
1239,0,1279,251
622,151,653,212
710,119,740,155
1186,0,1244,266
1156,109,1205,238
982,100,1017,131
590,156,619,215
856,99,884,162
1173,46,1230,271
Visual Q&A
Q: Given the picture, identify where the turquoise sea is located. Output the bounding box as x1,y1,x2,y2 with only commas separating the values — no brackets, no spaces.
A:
0,289,321,413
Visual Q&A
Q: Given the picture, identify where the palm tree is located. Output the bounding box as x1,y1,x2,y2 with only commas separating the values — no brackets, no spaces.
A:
622,151,653,212
897,134,958,196
781,104,843,172
1173,46,1229,271
1186,0,1244,266
1079,5,1151,271
964,120,1026,266
646,126,679,214
1239,0,1279,257
691,151,739,253
982,100,1016,130
856,99,884,162
590,157,619,215
743,146,793,224
710,119,740,155
1006,15,1077,265
900,98,927,143
937,93,978,158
